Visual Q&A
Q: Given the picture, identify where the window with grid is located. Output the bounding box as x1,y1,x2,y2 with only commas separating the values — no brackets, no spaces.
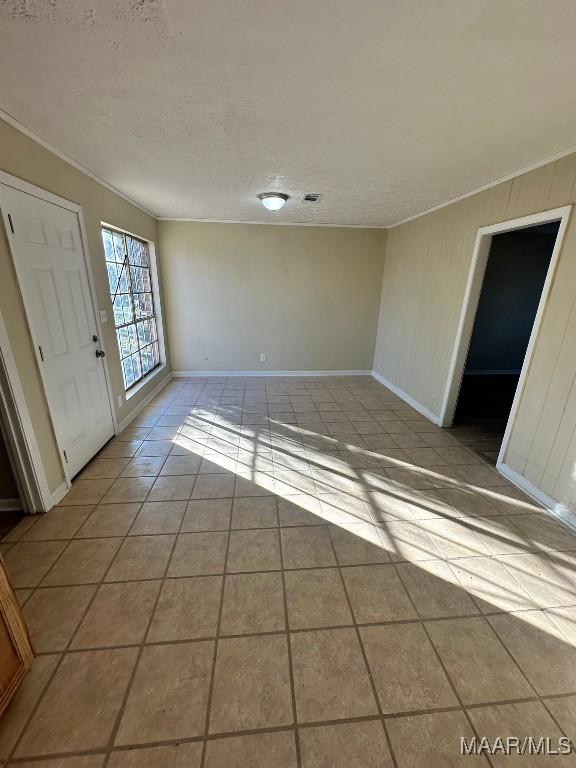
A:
102,226,161,390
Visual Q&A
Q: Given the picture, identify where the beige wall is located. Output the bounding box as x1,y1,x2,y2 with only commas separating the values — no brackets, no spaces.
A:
374,155,576,512
159,221,386,373
0,119,170,497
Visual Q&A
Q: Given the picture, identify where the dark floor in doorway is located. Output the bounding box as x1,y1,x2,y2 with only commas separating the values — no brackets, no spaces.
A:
447,419,505,465
0,511,25,541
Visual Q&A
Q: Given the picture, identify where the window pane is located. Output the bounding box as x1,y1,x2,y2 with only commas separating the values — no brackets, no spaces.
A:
103,226,160,391
129,266,149,293
107,262,129,295
136,319,150,346
119,266,130,294
129,353,142,382
122,356,136,389
141,344,154,375
113,294,133,326
133,237,149,268
134,292,154,320
124,294,134,324
113,233,125,263
142,268,151,292
126,236,142,266
116,324,138,359
106,261,118,290
102,230,115,261
130,266,144,292
112,296,124,326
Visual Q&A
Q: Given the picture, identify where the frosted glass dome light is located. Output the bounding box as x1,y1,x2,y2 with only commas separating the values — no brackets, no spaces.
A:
258,192,289,211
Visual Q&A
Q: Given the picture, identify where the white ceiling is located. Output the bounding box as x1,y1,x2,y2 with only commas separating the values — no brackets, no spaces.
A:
1,0,576,226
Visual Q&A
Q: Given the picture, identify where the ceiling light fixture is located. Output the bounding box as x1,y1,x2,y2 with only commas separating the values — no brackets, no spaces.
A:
258,192,289,211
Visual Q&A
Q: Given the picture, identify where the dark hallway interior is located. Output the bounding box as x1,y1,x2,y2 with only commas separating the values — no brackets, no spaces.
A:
451,221,560,463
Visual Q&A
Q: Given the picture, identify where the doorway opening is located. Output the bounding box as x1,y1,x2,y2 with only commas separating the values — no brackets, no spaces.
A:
0,421,24,535
440,206,571,469
451,222,559,462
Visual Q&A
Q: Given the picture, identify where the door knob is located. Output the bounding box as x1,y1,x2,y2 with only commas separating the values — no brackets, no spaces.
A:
92,334,99,343
95,349,106,358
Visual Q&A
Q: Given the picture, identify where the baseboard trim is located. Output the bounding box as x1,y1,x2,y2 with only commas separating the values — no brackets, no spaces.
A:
371,370,441,425
117,373,173,432
172,370,372,378
0,499,23,512
49,481,69,509
464,369,522,376
497,462,576,531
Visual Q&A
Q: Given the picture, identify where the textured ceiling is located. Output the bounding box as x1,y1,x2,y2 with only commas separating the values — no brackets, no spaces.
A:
1,0,576,226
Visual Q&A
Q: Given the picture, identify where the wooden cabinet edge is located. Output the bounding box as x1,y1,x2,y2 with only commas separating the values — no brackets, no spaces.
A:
0,558,34,718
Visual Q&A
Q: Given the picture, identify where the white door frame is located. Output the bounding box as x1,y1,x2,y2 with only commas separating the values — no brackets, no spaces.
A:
439,205,572,468
0,170,118,493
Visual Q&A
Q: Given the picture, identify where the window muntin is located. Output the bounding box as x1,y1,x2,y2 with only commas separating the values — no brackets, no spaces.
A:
102,227,160,390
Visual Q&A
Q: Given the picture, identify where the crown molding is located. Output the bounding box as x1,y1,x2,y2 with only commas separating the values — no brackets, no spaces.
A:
158,216,388,229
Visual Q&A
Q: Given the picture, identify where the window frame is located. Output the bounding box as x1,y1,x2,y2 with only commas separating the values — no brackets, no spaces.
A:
101,223,166,396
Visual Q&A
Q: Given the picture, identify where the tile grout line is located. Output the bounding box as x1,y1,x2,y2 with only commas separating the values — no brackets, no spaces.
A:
7,696,576,766
395,541,576,760
391,561,498,768
351,427,534,765
325,523,400,768
99,471,186,768
5,487,154,763
539,697,576,746
199,438,235,768
22,611,576,658
277,497,303,768
480,609,566,708
18,554,576,590
10,517,563,551
0,499,126,763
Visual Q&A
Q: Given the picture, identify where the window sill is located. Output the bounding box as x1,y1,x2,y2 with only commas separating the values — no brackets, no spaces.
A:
126,363,168,401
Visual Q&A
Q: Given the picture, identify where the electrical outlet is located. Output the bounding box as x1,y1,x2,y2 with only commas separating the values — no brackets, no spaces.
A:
117,395,123,408
260,352,267,363
99,309,108,323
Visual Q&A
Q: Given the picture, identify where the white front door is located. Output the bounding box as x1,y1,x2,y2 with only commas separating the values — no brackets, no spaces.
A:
0,184,115,479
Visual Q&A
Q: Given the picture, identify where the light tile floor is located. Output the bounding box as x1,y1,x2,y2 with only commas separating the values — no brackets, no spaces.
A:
1,376,576,767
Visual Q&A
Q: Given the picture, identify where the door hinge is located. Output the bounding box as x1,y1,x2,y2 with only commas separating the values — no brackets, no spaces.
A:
7,214,14,234
63,450,69,464
38,345,44,362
